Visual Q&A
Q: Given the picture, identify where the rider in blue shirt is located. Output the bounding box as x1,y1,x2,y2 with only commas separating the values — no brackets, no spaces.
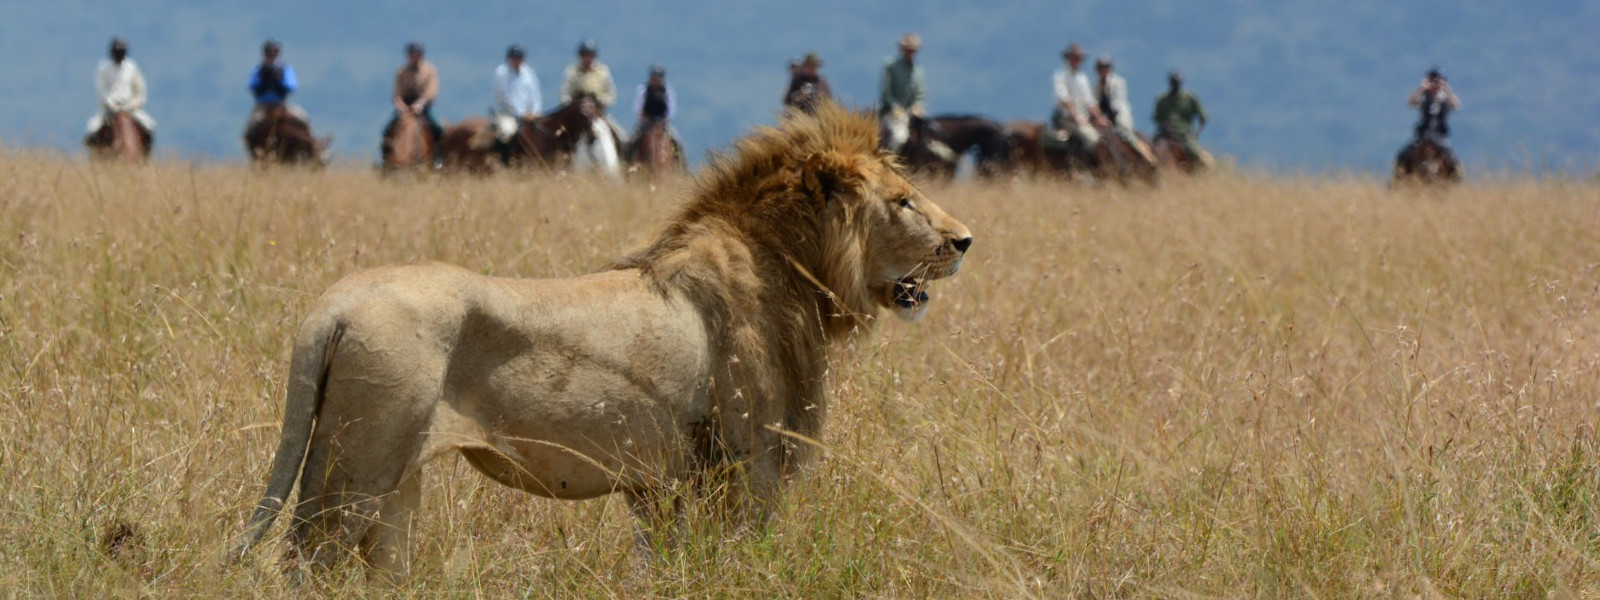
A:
247,39,310,128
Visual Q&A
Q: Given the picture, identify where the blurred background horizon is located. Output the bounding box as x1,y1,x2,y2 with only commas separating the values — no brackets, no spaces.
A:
2,0,1595,173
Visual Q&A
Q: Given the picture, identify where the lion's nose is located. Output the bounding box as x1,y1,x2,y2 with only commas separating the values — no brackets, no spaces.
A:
951,237,973,253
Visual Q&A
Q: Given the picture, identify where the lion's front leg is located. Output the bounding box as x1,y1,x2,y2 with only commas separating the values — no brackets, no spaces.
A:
626,487,685,557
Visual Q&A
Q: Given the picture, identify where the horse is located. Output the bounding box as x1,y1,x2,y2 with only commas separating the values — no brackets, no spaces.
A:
438,98,597,174
627,119,683,180
1090,124,1159,186
896,115,1010,180
1002,120,1077,179
244,105,327,166
381,109,435,173
1393,134,1461,185
85,111,150,162
1150,134,1199,174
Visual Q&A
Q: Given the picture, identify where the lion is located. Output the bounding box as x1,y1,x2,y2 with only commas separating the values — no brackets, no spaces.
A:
226,101,973,577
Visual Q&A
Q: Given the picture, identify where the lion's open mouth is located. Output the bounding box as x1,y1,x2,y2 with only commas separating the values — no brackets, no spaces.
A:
892,277,929,309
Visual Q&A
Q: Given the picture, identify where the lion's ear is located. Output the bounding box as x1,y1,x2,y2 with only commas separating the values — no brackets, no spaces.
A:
801,151,863,205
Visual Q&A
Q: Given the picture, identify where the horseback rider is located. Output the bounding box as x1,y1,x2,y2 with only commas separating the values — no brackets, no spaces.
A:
1093,55,1156,165
1400,68,1461,171
626,64,680,162
247,39,310,130
86,37,155,151
381,41,443,164
1049,43,1101,152
491,44,542,166
879,33,926,153
561,39,622,179
1152,70,1213,168
784,52,832,115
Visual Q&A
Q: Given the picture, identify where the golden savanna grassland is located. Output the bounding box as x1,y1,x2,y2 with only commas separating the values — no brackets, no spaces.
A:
2,152,1598,598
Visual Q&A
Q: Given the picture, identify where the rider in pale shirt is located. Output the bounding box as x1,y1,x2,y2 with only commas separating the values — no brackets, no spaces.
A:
1050,43,1100,148
492,43,542,162
561,39,621,178
248,40,310,127
1093,56,1155,164
879,33,926,152
86,38,155,149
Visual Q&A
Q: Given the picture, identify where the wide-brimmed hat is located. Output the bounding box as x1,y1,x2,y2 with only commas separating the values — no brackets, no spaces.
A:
802,52,823,67
1062,43,1085,58
899,33,922,50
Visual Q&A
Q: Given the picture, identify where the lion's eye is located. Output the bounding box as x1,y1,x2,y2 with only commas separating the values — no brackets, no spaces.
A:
897,198,914,210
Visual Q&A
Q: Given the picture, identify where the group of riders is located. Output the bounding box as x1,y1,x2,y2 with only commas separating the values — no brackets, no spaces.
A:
83,35,1464,180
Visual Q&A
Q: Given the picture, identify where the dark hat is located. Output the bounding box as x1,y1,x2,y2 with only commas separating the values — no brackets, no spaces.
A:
262,39,281,54
578,39,598,55
803,52,823,67
1426,67,1443,79
506,44,525,59
405,41,424,55
648,63,665,77
1063,43,1085,58
110,37,129,53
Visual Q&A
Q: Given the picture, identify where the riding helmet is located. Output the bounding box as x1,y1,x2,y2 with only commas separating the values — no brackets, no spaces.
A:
577,39,598,55
262,39,281,54
506,44,525,59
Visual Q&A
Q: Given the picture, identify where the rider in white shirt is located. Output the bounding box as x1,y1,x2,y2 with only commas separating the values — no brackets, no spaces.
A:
86,38,155,148
492,44,542,153
1051,43,1101,149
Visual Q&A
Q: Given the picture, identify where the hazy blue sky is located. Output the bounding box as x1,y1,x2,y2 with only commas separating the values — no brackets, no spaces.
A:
2,1,1595,173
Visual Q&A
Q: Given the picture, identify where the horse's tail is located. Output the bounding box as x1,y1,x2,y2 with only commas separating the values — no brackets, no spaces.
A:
225,319,345,563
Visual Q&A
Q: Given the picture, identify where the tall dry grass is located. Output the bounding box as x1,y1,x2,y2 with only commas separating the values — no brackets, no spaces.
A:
2,153,1598,598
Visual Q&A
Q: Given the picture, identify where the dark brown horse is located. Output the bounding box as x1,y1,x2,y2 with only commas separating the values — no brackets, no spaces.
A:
85,111,150,162
244,105,327,166
438,98,597,174
896,115,1010,180
1393,135,1461,185
381,109,435,173
627,119,683,180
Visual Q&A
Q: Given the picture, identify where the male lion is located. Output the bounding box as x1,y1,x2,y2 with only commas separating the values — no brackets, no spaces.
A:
228,102,973,576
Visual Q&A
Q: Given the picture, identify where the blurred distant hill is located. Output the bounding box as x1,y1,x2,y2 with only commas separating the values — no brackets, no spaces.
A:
2,0,1595,172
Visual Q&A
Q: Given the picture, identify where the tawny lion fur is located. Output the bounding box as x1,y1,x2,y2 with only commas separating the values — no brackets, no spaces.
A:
227,102,973,576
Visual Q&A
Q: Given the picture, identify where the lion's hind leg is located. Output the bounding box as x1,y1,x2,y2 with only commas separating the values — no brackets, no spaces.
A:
286,365,444,579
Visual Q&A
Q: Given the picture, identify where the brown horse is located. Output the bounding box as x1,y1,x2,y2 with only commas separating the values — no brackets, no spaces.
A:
438,98,597,174
1150,134,1198,174
1002,121,1074,179
627,119,682,180
244,105,327,166
1393,135,1461,185
1091,125,1158,185
85,111,150,162
381,109,435,173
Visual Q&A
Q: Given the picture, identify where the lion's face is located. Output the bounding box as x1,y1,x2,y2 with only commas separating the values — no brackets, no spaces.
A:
851,162,973,321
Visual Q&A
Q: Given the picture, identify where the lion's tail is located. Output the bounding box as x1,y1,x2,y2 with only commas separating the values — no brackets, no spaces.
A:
225,318,345,563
